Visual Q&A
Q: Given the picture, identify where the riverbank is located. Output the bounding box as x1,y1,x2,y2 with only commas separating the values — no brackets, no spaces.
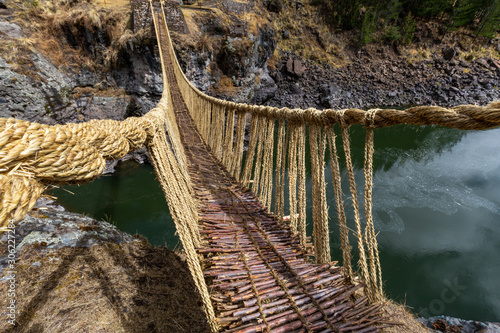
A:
0,199,209,332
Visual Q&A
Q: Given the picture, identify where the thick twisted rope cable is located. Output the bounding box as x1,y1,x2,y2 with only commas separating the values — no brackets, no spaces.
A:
0,117,151,229
153,5,219,331
160,18,500,131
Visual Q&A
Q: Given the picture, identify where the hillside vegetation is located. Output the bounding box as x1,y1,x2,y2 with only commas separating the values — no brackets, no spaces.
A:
178,0,499,70
1,0,146,75
315,0,500,43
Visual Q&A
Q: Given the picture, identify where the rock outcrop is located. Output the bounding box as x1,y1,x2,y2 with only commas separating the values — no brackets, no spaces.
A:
266,50,500,110
419,316,500,333
0,3,162,125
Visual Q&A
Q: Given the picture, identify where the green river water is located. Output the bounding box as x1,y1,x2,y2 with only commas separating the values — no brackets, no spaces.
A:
52,124,500,323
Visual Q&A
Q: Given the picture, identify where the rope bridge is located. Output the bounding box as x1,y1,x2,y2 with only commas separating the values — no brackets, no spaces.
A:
1,0,500,331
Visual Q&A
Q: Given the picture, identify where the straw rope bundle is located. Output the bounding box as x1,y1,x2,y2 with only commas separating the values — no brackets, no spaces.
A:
0,117,153,229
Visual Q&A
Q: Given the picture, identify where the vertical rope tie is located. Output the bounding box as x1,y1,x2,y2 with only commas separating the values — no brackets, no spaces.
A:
214,103,225,160
252,116,268,196
363,109,384,302
309,124,330,264
297,123,307,249
205,98,213,145
327,126,353,281
339,110,373,300
287,123,299,232
222,106,235,171
241,115,260,187
274,119,287,222
231,111,247,180
259,118,275,209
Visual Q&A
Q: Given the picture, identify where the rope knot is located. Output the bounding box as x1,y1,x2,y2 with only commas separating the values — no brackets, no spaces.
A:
364,109,380,129
337,109,348,128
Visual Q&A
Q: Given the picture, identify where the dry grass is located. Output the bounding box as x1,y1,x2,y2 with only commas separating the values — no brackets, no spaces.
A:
4,0,144,73
402,47,434,64
267,48,279,71
0,39,44,79
0,240,210,333
211,73,237,96
94,0,131,11
241,12,270,36
381,300,430,333
459,45,500,62
270,0,348,66
181,8,204,37
72,86,126,99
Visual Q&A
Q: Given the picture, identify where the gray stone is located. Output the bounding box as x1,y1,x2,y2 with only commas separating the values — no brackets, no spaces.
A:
285,57,306,76
0,199,138,275
293,59,306,76
475,58,490,69
0,21,23,38
253,70,277,103
0,0,7,9
489,58,500,70
419,316,500,333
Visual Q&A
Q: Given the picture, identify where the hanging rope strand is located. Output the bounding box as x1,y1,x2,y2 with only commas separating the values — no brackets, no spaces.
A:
364,109,384,301
340,116,373,300
327,126,354,281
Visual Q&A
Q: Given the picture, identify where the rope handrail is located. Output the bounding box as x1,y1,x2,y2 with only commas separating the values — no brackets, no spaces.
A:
158,0,500,308
161,9,500,130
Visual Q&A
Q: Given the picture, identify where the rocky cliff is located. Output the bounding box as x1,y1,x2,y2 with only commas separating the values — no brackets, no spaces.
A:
0,0,162,124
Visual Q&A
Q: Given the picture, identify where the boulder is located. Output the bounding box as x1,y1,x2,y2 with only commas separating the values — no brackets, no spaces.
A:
442,46,456,61
293,59,306,76
286,57,294,74
285,57,306,76
0,21,23,38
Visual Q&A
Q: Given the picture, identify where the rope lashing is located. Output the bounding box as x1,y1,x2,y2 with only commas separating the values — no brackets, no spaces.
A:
0,117,151,230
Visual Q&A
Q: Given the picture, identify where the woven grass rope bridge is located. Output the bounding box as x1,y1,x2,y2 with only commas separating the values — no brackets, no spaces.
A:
1,1,500,331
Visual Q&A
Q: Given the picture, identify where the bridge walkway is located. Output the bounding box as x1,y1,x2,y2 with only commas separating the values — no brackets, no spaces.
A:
156,12,393,333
